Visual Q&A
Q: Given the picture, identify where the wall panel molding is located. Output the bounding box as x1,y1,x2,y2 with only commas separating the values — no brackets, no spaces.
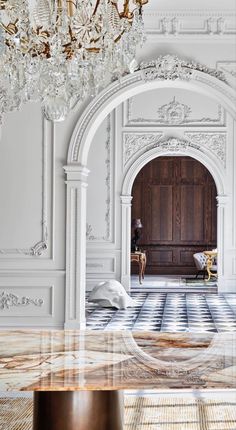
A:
86,116,113,243
124,97,225,127
0,118,54,259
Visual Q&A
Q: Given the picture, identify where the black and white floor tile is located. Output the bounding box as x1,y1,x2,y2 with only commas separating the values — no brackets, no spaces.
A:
86,293,236,332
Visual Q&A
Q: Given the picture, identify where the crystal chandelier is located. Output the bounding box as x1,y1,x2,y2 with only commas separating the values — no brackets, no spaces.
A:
0,0,148,122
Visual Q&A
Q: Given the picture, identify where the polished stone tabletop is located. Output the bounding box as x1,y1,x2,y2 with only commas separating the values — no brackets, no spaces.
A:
0,330,235,391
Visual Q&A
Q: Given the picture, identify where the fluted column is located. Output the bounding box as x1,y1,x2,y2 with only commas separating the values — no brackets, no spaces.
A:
120,195,132,291
64,165,89,329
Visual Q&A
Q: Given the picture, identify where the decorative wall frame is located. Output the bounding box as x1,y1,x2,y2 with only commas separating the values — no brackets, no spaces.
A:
86,115,112,242
125,97,225,127
0,118,53,258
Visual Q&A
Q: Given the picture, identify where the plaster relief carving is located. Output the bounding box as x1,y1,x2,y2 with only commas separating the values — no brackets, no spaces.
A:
31,240,48,256
127,97,225,126
185,132,226,165
157,138,200,152
140,55,226,83
157,97,191,124
87,116,112,242
125,134,226,167
0,291,44,310
86,223,96,241
124,133,163,165
72,55,230,162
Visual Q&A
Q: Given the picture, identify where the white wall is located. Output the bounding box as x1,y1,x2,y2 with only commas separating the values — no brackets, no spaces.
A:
0,1,235,327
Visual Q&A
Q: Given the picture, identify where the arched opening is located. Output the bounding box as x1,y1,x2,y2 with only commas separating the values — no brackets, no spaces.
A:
64,58,236,328
130,156,217,287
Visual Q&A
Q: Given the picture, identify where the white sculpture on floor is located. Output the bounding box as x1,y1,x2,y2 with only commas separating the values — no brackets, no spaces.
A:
88,280,137,309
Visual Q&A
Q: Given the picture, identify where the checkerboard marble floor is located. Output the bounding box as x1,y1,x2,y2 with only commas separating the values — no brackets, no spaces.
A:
86,293,236,332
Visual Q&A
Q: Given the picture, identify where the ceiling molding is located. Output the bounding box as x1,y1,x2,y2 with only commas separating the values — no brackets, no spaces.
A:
143,9,236,37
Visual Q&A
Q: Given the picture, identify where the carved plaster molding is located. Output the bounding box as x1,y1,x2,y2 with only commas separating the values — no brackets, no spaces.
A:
124,133,226,167
139,55,226,83
217,62,236,78
72,54,232,163
126,96,225,126
72,74,142,161
86,116,112,242
194,74,235,103
144,10,236,37
0,117,50,257
185,132,226,166
0,291,44,310
156,137,200,152
217,62,236,89
124,133,163,166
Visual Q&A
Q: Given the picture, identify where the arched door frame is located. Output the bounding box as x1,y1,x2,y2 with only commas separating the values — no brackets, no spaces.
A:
120,140,225,289
64,56,235,328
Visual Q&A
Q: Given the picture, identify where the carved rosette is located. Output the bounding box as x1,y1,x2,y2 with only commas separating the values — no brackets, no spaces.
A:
185,132,226,166
157,97,191,124
124,133,163,165
0,291,44,310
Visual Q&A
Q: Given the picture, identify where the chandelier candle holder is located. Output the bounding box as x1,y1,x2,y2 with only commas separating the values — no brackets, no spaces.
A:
0,0,148,122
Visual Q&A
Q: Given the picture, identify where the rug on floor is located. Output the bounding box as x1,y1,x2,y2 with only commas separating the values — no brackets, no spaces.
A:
1,396,236,430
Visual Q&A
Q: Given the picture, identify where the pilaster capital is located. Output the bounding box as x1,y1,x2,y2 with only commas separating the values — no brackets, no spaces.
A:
64,164,90,182
120,195,133,206
216,194,229,206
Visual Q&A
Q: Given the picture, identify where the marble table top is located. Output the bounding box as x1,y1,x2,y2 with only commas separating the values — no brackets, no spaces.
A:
0,330,235,391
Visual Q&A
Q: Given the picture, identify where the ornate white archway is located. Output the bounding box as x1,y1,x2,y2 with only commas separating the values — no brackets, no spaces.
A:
120,138,226,289
64,55,236,329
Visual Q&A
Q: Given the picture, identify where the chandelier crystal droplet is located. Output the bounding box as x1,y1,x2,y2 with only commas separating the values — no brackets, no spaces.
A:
0,0,148,122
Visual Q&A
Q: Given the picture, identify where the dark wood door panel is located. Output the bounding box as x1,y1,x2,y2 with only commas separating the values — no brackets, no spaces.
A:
149,185,173,242
180,185,204,242
131,156,217,275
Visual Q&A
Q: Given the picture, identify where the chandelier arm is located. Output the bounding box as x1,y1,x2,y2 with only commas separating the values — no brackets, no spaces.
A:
0,20,18,36
92,0,101,16
66,0,76,17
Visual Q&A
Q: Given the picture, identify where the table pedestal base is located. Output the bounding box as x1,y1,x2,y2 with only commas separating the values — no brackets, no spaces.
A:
33,391,124,430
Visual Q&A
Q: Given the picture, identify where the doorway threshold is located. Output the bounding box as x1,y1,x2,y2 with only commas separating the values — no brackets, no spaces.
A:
131,275,218,294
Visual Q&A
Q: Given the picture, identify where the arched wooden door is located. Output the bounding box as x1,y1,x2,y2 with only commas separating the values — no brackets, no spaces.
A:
131,156,217,275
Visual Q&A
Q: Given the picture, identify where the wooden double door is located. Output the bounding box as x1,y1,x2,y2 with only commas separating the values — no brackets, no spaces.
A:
131,156,217,275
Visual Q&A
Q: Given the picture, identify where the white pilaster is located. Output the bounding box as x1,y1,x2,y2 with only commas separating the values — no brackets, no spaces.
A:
120,195,132,290
216,194,228,291
64,165,89,329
